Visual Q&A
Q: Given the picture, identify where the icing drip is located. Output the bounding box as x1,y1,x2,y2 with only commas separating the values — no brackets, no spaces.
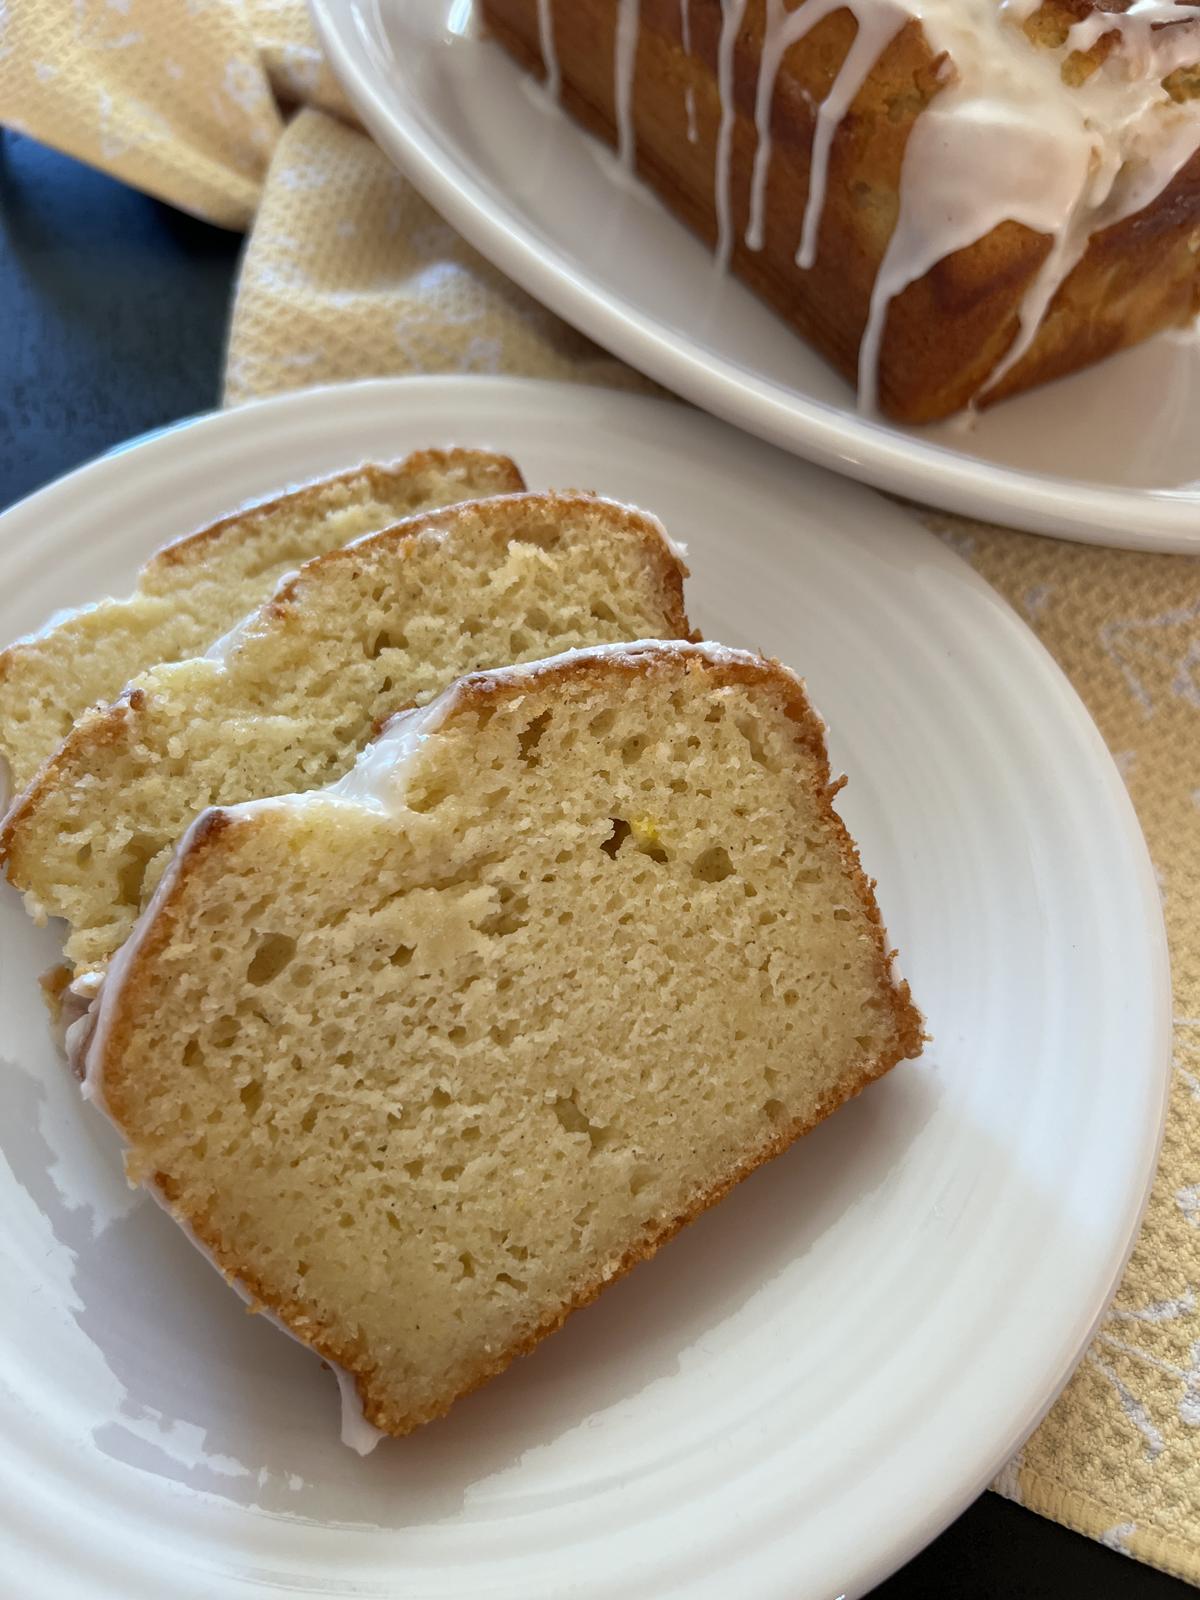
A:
680,0,700,141
334,1365,387,1456
997,0,1043,20
747,0,906,256
149,1176,387,1456
333,639,769,818
796,1,907,268
981,10,1200,395
985,107,1200,395
615,0,642,168
1163,311,1200,342
714,0,750,268
853,0,1200,409
857,99,1091,408
536,0,561,98
599,0,1200,408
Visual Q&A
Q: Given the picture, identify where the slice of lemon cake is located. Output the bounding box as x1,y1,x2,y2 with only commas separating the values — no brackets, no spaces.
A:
82,641,922,1443
1,494,690,983
0,448,524,798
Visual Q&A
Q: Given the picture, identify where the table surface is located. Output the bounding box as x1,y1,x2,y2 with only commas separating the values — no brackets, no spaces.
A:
0,126,1192,1600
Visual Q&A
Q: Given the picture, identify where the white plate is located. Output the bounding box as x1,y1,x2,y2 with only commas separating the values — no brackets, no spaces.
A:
0,377,1170,1598
311,0,1200,554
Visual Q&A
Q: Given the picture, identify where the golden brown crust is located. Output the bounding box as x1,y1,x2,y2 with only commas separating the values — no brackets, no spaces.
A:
148,449,525,573
265,490,691,638
163,1038,908,1438
0,453,526,716
483,0,1200,422
94,643,922,1438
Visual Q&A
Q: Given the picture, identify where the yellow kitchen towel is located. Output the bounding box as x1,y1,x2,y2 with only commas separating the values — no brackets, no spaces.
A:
3,2,1200,1581
226,109,649,402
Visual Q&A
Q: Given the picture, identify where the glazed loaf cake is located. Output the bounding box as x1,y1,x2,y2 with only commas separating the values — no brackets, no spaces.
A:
0,449,524,798
484,0,1200,421
82,641,922,1441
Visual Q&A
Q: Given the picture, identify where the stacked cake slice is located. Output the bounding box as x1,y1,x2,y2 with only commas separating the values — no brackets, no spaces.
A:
1,491,690,982
0,448,524,797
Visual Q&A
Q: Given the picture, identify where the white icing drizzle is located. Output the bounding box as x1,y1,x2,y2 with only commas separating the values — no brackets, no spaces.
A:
601,0,1200,408
63,1007,95,1076
536,0,561,98
329,700,439,814
680,0,700,141
63,969,104,1076
609,496,690,567
714,0,749,268
1068,0,1200,62
1162,310,1200,341
854,0,1200,409
615,0,642,168
685,85,700,142
203,610,262,665
81,813,208,1109
797,3,908,269
997,0,1043,21
747,0,906,257
976,18,1200,396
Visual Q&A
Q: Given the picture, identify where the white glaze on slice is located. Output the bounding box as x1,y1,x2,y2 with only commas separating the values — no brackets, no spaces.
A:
333,1366,388,1456
79,814,389,1454
147,1176,387,1456
332,639,774,816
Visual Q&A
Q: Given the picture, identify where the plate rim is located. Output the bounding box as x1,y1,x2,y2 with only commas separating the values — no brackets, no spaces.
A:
310,0,1200,555
0,373,1175,1597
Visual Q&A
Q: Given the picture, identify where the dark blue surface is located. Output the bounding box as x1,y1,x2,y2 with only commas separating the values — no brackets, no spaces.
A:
0,129,241,509
0,128,1190,1600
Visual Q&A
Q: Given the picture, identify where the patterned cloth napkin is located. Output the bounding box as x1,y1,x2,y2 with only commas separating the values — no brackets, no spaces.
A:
3,0,1200,1580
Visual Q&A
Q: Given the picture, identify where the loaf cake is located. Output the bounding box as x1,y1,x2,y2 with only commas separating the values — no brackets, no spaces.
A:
81,640,923,1442
484,0,1200,421
0,493,690,987
0,449,524,799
